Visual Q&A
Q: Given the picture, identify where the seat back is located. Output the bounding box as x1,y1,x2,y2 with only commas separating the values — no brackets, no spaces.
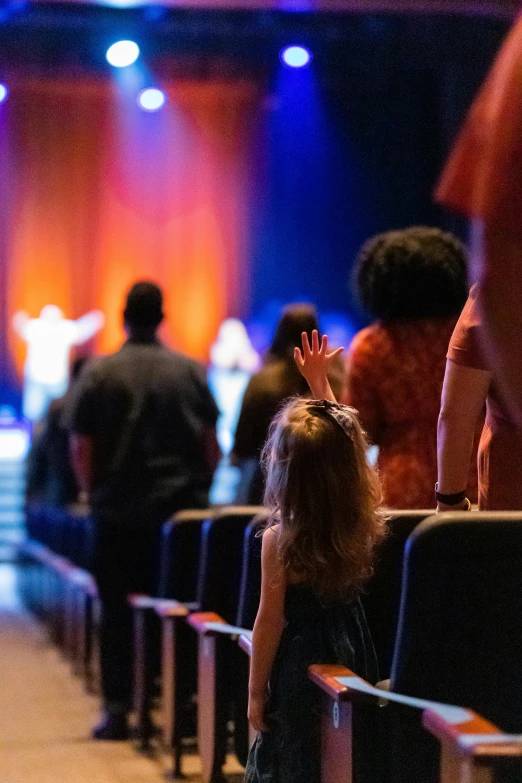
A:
361,510,433,678
67,508,94,571
25,502,43,543
236,510,270,629
197,506,265,623
158,509,217,601
46,505,69,559
392,512,522,732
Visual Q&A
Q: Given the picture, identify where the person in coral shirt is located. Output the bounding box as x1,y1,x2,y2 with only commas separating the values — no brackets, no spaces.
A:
437,284,522,511
436,14,522,426
343,227,475,509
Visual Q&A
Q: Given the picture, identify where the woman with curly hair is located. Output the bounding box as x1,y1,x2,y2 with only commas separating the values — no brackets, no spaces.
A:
344,227,472,508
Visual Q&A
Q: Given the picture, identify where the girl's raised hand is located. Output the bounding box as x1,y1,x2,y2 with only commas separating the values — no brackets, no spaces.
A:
294,330,343,401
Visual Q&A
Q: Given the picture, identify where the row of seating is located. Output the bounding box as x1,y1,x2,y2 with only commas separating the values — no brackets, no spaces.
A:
19,503,269,777
20,504,99,687
129,505,269,777
18,505,522,783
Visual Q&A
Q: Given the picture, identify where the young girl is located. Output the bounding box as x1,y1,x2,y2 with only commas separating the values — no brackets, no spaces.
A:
246,333,386,783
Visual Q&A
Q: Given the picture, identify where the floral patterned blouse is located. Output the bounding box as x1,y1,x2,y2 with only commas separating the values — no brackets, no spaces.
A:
343,318,479,509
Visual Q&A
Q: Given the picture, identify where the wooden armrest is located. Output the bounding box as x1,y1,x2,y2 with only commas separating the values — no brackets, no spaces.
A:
188,612,250,637
154,599,190,618
84,578,98,598
129,594,199,611
424,709,522,759
68,568,94,589
128,594,159,609
188,612,226,633
239,633,253,656
52,557,75,579
308,665,376,702
320,670,521,750
309,665,383,704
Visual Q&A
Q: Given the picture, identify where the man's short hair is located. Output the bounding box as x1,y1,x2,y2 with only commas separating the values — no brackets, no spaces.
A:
124,281,164,329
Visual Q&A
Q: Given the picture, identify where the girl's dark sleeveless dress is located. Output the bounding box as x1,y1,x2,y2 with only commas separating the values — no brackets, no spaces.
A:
245,583,379,783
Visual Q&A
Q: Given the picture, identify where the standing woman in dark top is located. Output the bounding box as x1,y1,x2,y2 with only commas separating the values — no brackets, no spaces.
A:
232,304,344,503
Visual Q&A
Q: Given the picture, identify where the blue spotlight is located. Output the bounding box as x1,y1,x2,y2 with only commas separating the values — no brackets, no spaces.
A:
280,46,312,68
106,40,140,68
138,87,167,112
0,83,9,104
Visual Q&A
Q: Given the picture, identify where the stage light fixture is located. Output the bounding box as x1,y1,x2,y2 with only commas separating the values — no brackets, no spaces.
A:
138,87,167,112
0,83,9,104
280,46,312,68
106,40,140,68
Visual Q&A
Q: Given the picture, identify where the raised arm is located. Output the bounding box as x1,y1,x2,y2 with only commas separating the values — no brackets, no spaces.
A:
437,359,491,510
73,311,105,344
12,311,30,339
248,527,286,732
294,330,343,401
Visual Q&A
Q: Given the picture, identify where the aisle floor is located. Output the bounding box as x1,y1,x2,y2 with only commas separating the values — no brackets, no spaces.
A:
0,565,243,783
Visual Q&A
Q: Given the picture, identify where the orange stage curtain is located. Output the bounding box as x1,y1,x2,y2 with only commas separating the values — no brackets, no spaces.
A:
2,75,258,385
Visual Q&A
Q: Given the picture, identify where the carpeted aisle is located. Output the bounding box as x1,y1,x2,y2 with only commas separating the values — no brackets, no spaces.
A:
0,564,242,783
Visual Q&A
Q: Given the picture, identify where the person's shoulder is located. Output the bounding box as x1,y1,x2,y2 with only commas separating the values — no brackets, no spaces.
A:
157,348,214,391
246,361,287,397
164,348,207,375
251,361,279,383
349,323,390,358
263,522,280,539
85,353,117,375
262,524,280,555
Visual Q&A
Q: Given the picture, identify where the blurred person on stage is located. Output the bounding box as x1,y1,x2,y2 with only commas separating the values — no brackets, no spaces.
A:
67,281,219,740
13,305,104,422
208,318,260,455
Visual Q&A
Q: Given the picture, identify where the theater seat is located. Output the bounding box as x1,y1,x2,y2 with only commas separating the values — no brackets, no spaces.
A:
129,508,214,747
155,505,265,778
361,509,433,679
188,510,268,782
309,664,522,783
309,512,522,783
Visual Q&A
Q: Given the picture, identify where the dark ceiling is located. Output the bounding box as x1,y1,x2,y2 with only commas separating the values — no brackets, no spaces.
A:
0,0,512,81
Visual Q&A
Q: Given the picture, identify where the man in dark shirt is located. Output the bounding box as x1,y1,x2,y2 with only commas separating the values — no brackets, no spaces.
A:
68,281,219,739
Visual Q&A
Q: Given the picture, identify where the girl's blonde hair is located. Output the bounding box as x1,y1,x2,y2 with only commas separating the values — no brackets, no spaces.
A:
262,397,386,600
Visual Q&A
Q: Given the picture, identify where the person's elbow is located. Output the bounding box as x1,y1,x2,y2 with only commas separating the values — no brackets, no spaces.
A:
438,403,466,430
254,607,285,639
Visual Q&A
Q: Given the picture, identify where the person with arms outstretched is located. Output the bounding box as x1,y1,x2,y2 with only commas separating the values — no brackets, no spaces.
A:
13,305,104,421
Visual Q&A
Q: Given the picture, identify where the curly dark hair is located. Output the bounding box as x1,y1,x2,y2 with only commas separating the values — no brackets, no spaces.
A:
353,226,468,321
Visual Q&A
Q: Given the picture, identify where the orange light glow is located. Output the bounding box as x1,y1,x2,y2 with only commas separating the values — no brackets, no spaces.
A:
5,77,258,377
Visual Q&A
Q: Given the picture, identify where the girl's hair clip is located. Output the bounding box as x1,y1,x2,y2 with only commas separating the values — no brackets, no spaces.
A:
307,399,355,439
